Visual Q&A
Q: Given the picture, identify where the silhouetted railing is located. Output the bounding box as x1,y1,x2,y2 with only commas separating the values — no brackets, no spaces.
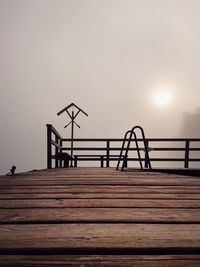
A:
47,124,200,169
47,124,63,168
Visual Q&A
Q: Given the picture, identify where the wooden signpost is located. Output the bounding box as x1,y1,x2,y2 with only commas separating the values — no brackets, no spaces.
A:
57,103,88,166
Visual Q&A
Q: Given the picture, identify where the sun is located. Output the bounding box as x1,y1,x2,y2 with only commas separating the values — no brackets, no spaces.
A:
151,89,172,107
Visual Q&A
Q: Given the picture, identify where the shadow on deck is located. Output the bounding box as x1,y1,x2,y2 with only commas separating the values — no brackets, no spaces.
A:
0,167,200,266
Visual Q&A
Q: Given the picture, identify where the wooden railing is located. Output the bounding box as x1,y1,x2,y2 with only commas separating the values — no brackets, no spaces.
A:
47,124,200,169
46,124,63,168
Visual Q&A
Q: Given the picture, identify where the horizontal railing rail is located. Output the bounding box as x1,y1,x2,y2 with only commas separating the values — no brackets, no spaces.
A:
47,124,200,169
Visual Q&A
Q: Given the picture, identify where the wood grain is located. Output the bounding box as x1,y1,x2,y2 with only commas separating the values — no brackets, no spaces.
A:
1,208,200,223
1,193,200,199
0,255,200,267
1,198,200,208
1,223,200,250
0,167,200,266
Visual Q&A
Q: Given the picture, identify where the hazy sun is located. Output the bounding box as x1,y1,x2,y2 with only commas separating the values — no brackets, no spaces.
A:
152,89,172,107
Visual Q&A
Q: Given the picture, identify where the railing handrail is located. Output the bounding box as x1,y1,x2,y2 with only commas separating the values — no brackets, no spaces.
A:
62,138,200,142
46,124,63,140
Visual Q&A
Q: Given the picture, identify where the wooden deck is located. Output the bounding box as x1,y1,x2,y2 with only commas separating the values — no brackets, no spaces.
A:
0,167,200,266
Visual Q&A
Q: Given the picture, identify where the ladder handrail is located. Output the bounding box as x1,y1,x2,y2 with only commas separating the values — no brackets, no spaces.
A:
135,126,151,170
117,126,151,171
116,130,131,170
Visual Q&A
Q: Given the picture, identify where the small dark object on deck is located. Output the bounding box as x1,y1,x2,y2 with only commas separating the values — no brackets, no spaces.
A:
6,165,16,176
55,153,71,167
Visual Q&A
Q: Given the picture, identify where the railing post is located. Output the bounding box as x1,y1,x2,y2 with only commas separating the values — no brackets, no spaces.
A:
59,139,63,167
55,136,59,168
145,140,149,168
100,156,104,167
106,141,110,167
184,140,190,168
74,156,77,167
46,124,52,169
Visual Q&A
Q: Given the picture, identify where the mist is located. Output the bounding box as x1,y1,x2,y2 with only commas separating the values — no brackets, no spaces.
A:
1,0,200,174
181,108,200,137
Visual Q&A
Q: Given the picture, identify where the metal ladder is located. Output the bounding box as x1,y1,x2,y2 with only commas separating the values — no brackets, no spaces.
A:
116,126,151,171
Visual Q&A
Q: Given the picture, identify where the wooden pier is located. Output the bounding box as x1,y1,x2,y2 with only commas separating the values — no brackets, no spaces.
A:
0,167,200,266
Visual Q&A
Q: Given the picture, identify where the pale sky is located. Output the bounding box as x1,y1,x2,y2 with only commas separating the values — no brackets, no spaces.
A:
1,0,200,173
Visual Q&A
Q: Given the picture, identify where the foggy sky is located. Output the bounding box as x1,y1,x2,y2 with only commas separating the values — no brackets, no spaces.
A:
1,0,200,174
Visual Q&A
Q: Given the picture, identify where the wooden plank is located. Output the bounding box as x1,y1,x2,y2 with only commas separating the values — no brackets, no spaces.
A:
1,208,200,223
0,255,200,267
1,198,200,208
0,173,171,178
1,177,200,186
0,223,200,250
0,173,175,179
8,166,196,173
1,185,200,194
1,193,200,199
0,169,197,178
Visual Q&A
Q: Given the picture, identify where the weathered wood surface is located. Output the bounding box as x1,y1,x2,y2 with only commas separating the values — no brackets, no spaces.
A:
0,192,200,200
0,167,200,266
1,223,200,250
1,177,200,185
0,255,200,267
1,193,200,199
1,185,200,194
1,208,200,223
1,198,200,208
